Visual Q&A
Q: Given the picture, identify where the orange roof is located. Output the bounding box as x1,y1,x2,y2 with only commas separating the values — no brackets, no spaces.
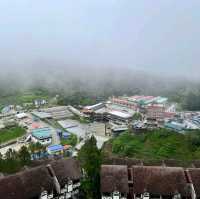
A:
63,145,72,150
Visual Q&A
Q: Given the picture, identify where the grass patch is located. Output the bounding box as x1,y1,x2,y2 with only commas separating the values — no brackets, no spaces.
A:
0,126,26,144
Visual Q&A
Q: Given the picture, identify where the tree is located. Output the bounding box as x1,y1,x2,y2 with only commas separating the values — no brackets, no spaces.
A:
132,112,142,121
0,146,32,174
60,134,78,147
29,142,46,159
4,148,20,173
182,91,200,111
78,136,102,199
5,148,18,160
29,142,37,160
18,146,31,166
0,152,3,171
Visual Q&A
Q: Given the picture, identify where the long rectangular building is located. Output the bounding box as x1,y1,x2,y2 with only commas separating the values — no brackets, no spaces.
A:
101,164,200,199
0,158,82,199
111,95,175,120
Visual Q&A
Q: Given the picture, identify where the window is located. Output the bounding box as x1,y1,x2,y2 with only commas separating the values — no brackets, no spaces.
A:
113,191,120,199
67,180,73,192
40,190,48,199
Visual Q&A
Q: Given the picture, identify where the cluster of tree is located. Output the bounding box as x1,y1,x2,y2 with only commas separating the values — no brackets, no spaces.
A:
57,91,99,106
29,142,47,160
163,84,200,111
0,146,31,174
132,112,143,121
60,134,78,147
0,142,47,174
110,129,200,161
181,91,200,111
78,136,102,199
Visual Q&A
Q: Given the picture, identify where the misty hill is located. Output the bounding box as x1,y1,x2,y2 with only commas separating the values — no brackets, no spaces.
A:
0,69,200,110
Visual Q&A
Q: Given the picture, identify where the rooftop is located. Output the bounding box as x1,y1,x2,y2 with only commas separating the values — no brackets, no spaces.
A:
32,111,52,119
85,103,104,110
132,166,188,196
47,144,64,152
32,128,52,139
188,168,200,197
16,113,27,119
101,165,129,193
41,106,73,120
114,95,168,105
164,122,185,132
0,158,81,199
108,110,132,119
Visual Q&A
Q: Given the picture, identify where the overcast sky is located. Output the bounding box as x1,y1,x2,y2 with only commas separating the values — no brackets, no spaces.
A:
0,0,200,80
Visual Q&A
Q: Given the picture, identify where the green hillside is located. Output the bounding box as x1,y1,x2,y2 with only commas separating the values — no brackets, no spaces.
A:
105,129,200,161
0,89,52,111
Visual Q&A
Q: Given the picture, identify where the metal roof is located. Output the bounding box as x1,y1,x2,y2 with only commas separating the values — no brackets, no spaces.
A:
164,122,185,132
32,128,52,139
47,144,63,152
108,110,132,119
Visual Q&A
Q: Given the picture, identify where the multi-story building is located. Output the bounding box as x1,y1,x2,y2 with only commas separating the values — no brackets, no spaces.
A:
82,103,106,114
145,104,165,120
34,99,48,107
101,164,200,199
111,96,175,121
0,158,82,199
111,97,137,111
31,127,52,145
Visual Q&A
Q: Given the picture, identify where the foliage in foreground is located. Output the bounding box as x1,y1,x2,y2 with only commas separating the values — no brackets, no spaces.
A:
0,142,48,174
0,146,31,174
78,136,102,199
111,129,200,161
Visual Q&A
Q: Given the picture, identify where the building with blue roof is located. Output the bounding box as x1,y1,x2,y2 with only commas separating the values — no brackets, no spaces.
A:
31,128,52,145
47,144,64,155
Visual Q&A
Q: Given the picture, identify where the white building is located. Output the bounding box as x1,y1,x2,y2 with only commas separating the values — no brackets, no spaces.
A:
31,128,52,145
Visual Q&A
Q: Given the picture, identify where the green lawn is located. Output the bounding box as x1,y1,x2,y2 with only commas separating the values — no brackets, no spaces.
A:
106,129,200,161
0,126,26,144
